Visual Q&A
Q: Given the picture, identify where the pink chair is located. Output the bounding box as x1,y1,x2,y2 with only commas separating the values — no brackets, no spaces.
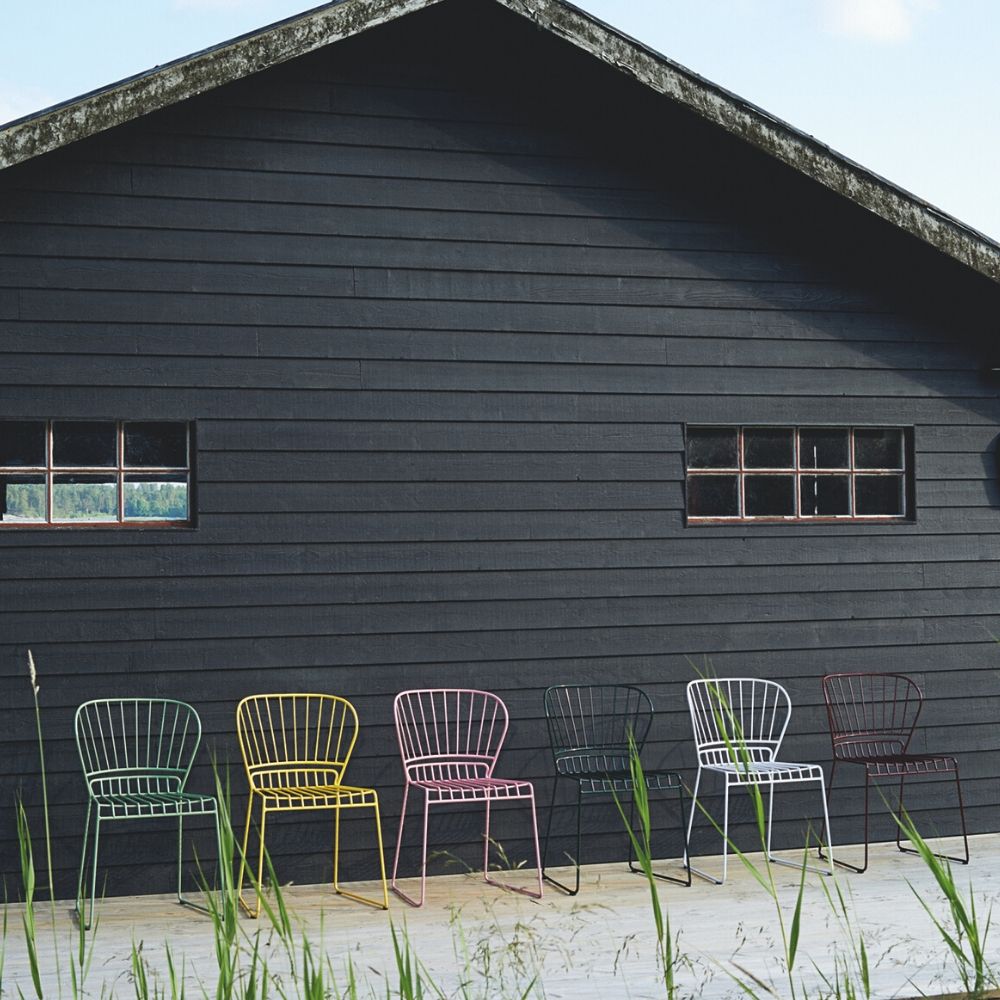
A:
390,688,543,907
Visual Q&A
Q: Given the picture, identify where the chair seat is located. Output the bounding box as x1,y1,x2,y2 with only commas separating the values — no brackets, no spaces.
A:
414,776,534,802
571,769,683,795
844,753,959,777
93,790,217,819
255,783,379,810
707,760,824,784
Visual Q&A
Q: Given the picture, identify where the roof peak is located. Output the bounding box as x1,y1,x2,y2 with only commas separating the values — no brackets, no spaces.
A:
3,0,998,284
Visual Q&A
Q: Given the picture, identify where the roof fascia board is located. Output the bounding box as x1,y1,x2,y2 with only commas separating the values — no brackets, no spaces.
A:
497,0,1000,284
0,0,442,172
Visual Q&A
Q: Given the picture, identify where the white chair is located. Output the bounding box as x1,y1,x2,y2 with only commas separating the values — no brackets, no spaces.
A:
685,678,833,884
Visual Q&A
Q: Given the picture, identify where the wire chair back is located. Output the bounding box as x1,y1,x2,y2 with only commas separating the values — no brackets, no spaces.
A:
394,689,508,784
75,698,202,799
686,678,791,768
236,693,358,791
822,672,922,761
544,684,654,777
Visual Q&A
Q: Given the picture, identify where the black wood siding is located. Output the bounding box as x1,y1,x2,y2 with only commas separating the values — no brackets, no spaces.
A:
2,0,1000,897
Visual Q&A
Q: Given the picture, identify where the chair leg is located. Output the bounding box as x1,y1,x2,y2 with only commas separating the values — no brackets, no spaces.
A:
333,800,390,911
687,768,722,885
818,775,835,875
177,813,185,905
252,808,268,919
88,817,101,931
483,792,543,900
542,780,582,895
76,803,98,930
626,785,692,887
764,779,834,878
721,781,730,885
390,784,428,908
237,793,261,917
821,762,868,874
177,808,219,916
766,783,775,858
896,770,970,866
817,760,836,861
390,783,409,898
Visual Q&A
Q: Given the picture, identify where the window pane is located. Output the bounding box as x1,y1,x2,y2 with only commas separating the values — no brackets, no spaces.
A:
1,475,46,522
688,475,739,516
124,422,188,468
856,474,904,515
744,428,794,469
687,427,738,469
799,428,849,469
0,421,46,467
854,429,903,469
52,474,117,521
800,475,850,516
52,421,116,467
124,475,189,521
745,475,795,516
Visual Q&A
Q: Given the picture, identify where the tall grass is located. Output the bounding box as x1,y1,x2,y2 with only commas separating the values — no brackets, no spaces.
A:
610,733,681,998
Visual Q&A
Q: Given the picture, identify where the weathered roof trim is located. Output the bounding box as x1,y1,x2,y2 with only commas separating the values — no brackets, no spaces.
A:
0,0,443,170
3,0,1000,284
495,0,1000,285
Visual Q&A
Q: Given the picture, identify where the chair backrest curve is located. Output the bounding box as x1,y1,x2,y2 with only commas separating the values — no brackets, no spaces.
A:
822,672,922,761
394,688,508,784
687,678,791,768
75,698,202,798
236,693,359,790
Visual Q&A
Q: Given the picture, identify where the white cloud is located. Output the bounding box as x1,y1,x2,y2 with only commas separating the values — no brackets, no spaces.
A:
822,0,937,42
0,83,56,127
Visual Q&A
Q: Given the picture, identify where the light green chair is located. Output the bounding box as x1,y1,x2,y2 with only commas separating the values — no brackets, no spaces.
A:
74,698,221,928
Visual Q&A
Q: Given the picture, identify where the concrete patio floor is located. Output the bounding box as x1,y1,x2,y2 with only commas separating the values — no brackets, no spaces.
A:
2,835,994,998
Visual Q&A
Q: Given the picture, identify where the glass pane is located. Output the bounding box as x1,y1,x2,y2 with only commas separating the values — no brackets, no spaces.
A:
52,421,116,467
854,429,903,469
745,475,795,516
687,427,738,469
799,428,849,469
124,475,189,521
124,422,188,468
855,474,904,516
800,475,850,516
744,428,794,469
1,475,46,523
0,421,46,467
52,474,117,521
687,475,739,517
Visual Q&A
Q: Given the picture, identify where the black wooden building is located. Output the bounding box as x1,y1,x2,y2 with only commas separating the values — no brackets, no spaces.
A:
3,0,1000,898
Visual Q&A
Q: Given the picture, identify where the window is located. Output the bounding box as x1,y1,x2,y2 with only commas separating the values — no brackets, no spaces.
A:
685,425,911,522
0,421,193,527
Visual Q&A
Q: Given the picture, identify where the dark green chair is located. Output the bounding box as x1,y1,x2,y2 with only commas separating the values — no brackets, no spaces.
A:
541,684,691,894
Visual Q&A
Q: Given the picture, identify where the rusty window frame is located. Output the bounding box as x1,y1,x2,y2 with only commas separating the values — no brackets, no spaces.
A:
685,425,912,524
0,420,193,528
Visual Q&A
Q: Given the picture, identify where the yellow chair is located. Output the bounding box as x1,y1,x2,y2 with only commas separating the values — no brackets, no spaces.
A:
235,693,389,916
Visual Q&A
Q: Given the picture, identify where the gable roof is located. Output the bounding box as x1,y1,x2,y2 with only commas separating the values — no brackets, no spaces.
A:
3,0,999,286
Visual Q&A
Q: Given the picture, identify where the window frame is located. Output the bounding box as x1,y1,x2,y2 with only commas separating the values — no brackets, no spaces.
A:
0,420,196,529
684,424,914,524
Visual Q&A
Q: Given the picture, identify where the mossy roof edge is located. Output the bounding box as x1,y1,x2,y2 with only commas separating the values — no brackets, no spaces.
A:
2,0,999,285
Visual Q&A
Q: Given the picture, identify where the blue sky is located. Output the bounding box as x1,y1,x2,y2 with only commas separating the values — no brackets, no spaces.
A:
3,0,999,240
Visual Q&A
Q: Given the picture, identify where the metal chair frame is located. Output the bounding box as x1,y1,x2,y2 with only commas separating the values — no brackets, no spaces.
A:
820,672,969,873
541,684,691,894
74,698,221,930
235,693,389,917
686,678,834,885
391,688,543,907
